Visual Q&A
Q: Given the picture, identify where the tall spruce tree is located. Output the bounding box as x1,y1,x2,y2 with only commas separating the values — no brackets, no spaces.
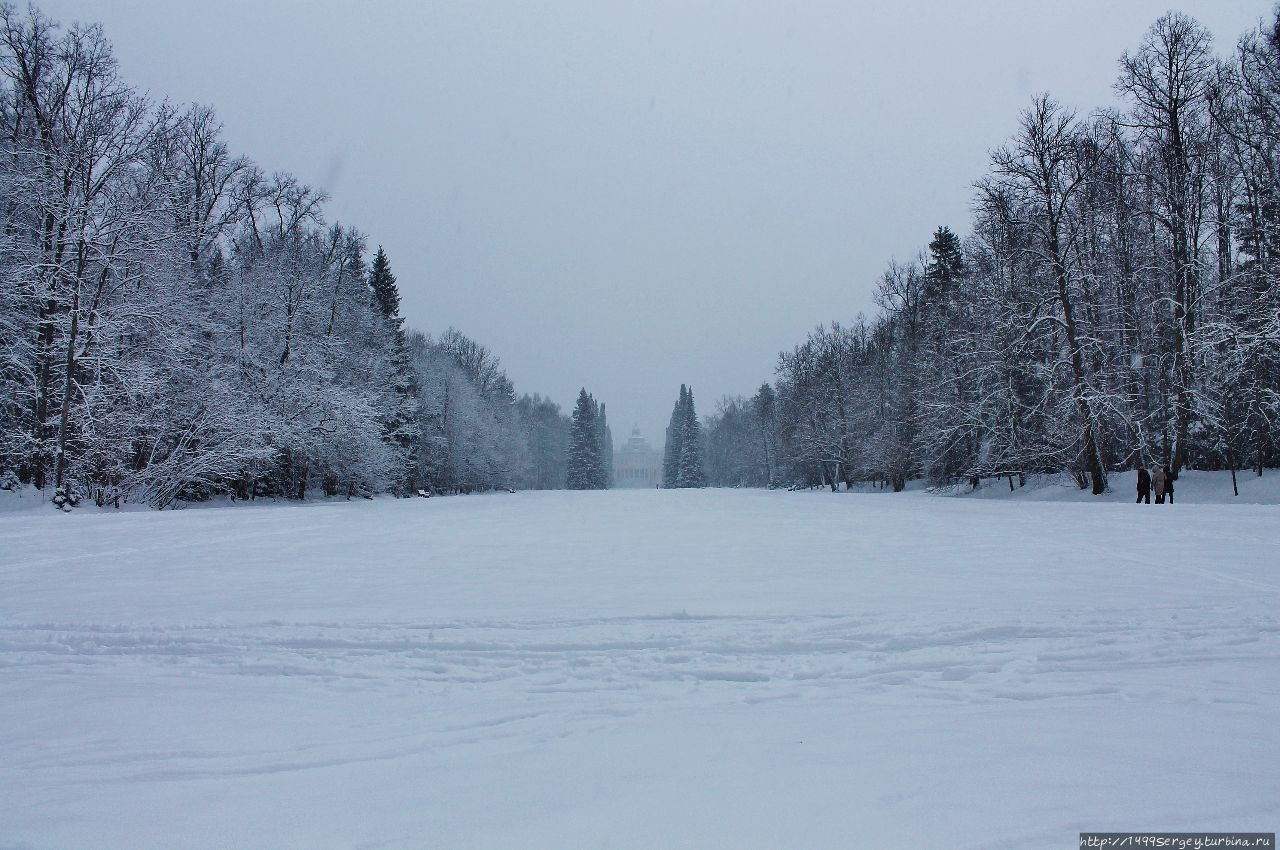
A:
567,388,603,490
367,246,420,492
921,225,974,484
676,386,707,487
662,385,688,488
368,247,401,323
924,226,965,303
597,401,613,488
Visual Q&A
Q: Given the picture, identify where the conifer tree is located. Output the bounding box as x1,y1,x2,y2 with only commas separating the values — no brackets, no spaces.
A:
921,225,975,484
369,247,401,325
567,388,603,490
597,401,614,488
662,385,687,488
676,386,707,487
924,226,965,301
367,246,420,492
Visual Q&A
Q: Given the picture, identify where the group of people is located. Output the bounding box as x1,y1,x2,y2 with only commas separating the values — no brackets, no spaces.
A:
1136,466,1175,504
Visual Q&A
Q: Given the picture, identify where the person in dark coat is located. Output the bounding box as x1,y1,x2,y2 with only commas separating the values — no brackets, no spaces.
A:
1163,467,1174,504
1136,467,1151,504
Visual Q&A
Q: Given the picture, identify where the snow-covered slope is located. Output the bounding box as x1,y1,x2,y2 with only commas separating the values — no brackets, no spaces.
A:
1,488,1277,849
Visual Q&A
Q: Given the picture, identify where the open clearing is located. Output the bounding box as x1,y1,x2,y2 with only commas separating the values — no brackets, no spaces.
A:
2,484,1278,849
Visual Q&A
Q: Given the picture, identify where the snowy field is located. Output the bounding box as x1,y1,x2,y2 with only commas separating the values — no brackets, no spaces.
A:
2,482,1278,849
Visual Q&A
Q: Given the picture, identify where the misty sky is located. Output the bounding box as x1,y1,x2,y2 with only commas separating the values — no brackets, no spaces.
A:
44,0,1266,444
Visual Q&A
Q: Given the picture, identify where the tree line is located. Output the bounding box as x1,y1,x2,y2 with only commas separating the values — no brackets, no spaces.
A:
0,4,606,508
703,10,1280,493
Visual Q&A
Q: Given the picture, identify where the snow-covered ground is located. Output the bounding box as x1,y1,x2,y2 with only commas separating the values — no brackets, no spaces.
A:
1,484,1277,849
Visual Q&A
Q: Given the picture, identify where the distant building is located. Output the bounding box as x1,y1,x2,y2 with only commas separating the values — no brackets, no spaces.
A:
613,427,662,488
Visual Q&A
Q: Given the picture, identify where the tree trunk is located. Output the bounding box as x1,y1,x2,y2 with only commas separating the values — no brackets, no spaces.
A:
1229,446,1239,497
53,285,79,487
54,242,88,488
1049,225,1107,495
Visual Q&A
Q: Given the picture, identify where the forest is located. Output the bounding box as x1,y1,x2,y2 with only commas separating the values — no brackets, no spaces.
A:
0,4,613,507
5,4,1280,507
701,10,1280,494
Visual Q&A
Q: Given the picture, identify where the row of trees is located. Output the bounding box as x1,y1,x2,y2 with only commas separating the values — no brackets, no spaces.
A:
408,326,577,495
704,10,1280,493
0,4,585,507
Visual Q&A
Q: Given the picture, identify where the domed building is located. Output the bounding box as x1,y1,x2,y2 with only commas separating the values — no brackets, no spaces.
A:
613,427,662,488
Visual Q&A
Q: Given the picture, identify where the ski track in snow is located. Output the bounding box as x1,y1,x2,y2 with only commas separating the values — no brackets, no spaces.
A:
1,485,1278,849
4,612,1277,721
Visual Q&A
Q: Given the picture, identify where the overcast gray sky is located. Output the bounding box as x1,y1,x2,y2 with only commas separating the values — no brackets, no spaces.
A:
44,0,1267,443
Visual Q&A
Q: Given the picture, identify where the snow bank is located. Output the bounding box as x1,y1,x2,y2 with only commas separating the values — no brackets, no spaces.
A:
952,468,1280,505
